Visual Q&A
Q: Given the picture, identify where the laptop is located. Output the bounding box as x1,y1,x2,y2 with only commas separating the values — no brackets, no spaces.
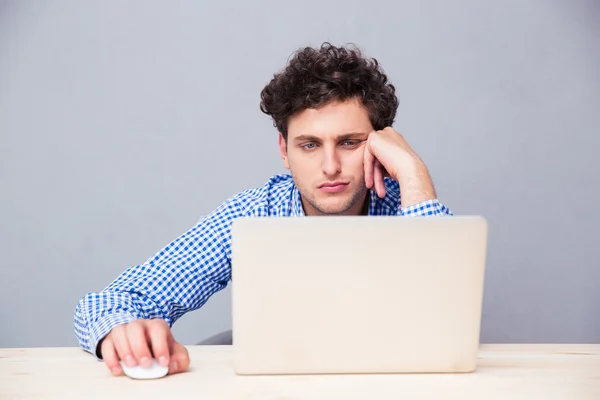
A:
230,215,488,375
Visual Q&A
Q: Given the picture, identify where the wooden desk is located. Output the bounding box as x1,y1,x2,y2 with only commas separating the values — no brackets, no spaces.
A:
1,344,598,399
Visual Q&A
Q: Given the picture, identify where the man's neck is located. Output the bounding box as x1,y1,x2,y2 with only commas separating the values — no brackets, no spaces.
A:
360,194,370,215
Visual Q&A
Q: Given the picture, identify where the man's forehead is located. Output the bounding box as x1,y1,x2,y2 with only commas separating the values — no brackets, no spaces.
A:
286,99,373,139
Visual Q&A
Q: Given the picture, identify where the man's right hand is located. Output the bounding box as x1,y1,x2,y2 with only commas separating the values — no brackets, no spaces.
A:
99,318,190,377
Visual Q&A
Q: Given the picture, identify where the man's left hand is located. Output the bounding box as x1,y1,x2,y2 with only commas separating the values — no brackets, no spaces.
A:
363,127,437,207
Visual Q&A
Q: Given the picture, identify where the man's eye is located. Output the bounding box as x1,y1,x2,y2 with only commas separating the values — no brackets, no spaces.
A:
302,143,317,150
343,140,359,146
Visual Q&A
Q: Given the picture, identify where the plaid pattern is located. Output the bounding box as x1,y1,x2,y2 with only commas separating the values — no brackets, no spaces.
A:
74,174,452,357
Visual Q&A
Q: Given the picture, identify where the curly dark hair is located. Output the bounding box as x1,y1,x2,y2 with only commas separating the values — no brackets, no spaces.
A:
260,42,398,140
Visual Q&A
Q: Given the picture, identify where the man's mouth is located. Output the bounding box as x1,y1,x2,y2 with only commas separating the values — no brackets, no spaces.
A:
318,181,349,193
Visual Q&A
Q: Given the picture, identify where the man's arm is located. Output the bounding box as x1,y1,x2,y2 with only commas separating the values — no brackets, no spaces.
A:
397,197,453,216
73,197,243,359
394,154,452,216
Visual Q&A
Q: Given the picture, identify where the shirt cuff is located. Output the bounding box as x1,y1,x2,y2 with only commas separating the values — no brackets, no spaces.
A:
399,199,452,216
89,312,137,361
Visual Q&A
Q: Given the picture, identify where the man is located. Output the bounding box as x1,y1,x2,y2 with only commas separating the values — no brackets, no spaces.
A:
74,42,453,377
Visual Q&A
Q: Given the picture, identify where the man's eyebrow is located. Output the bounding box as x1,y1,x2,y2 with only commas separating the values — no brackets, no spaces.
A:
337,132,368,141
293,134,321,142
293,132,368,142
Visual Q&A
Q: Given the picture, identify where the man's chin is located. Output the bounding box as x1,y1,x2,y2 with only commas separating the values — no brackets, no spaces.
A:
312,199,354,215
302,186,367,216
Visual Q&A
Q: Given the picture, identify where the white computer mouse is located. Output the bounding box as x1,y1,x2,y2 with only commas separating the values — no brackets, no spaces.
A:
119,359,169,380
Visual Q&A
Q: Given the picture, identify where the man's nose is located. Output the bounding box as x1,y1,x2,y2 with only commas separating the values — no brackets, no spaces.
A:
322,147,341,177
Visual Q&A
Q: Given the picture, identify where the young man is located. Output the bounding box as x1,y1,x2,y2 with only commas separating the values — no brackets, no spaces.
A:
74,42,453,377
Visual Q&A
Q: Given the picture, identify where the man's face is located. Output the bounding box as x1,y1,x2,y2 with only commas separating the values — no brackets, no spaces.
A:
279,97,373,216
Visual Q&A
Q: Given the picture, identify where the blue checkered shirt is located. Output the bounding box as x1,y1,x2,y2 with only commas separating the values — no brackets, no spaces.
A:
74,174,452,356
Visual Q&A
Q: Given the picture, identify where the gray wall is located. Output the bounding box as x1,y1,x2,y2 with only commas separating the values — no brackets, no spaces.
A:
1,0,598,348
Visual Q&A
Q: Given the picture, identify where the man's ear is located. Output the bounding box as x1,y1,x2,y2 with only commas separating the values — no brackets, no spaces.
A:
278,132,290,169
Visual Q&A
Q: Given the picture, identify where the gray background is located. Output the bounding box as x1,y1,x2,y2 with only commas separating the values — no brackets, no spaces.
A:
1,0,598,348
